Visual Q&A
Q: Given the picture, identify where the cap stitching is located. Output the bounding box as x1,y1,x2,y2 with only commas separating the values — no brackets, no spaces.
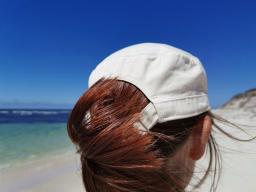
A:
151,94,208,103
159,106,211,123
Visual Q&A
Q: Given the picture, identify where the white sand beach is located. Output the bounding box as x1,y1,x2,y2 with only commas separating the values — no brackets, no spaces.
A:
196,108,256,191
0,152,84,192
0,108,256,192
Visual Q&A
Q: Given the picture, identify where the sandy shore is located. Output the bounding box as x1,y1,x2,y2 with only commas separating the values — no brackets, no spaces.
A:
1,109,256,192
1,139,256,192
0,152,84,192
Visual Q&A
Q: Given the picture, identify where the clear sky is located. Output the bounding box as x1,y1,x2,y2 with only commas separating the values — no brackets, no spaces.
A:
0,0,255,109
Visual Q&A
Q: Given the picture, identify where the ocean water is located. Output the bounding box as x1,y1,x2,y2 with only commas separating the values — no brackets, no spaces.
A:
0,109,74,170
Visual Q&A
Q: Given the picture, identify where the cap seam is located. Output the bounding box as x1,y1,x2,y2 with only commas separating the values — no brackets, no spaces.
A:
104,49,190,61
151,94,208,103
159,106,211,123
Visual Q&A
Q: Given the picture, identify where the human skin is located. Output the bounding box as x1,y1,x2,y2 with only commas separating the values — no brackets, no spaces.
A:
165,115,213,189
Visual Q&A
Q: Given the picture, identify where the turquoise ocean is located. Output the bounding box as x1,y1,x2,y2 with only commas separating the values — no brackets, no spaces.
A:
0,109,74,170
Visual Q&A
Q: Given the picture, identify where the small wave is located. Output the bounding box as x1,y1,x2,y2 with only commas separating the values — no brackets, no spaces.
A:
10,110,70,116
0,110,9,114
0,109,70,123
12,110,34,115
0,163,11,171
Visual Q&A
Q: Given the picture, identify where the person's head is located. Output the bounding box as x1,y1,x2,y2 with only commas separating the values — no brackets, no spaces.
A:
67,43,244,191
68,77,214,192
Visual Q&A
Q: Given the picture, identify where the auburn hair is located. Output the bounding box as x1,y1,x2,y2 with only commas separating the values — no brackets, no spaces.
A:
67,77,255,192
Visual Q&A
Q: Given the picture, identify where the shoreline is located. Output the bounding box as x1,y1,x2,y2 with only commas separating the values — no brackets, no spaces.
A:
0,108,255,192
0,151,84,192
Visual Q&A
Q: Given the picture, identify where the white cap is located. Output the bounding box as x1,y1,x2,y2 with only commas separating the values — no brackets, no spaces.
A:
88,43,211,132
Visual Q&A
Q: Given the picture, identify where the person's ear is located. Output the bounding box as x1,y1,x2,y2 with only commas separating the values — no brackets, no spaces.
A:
189,114,212,160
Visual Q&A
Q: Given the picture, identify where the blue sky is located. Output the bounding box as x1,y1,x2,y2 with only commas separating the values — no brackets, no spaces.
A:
0,0,255,108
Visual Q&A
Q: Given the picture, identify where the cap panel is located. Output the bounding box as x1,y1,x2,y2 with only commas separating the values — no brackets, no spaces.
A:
87,43,211,130
148,52,207,99
154,94,210,123
89,45,207,101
